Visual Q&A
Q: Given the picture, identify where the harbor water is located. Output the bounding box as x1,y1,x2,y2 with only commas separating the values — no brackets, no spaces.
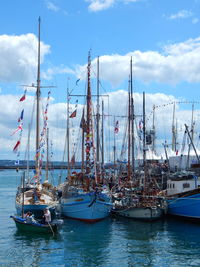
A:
1,170,200,267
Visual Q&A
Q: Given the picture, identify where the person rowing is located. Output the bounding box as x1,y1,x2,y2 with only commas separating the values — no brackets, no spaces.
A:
43,208,51,224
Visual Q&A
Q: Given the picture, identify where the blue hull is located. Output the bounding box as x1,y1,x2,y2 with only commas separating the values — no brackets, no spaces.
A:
168,193,200,219
61,192,112,222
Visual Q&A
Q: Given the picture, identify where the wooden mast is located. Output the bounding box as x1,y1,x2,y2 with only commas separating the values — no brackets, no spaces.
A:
185,124,200,164
67,85,70,178
101,100,105,179
143,92,147,194
127,79,131,180
45,128,49,182
172,102,176,152
85,51,92,188
81,108,85,173
152,105,156,154
36,17,41,181
96,56,100,183
187,103,194,169
130,57,135,176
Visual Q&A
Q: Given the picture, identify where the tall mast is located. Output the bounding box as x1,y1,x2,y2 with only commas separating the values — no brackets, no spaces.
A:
152,105,156,154
130,57,135,175
26,123,31,183
185,124,200,163
187,103,194,169
85,51,92,184
81,108,85,173
67,84,70,177
113,116,116,177
101,100,104,178
172,102,176,152
96,56,100,183
45,128,49,181
36,17,41,177
143,92,147,193
127,80,131,180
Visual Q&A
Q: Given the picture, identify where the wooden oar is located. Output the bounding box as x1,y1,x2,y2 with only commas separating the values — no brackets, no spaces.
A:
47,221,54,237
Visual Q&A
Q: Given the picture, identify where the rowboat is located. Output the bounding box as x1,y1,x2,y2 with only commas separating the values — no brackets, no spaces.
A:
10,215,63,235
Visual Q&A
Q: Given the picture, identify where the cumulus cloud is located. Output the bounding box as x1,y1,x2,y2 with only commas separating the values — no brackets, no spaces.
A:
46,1,60,12
192,18,199,24
45,1,68,15
85,0,139,12
167,9,193,20
71,36,200,86
86,0,115,12
1,90,199,161
0,34,50,84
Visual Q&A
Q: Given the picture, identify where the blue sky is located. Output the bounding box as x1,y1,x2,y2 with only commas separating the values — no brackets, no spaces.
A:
1,0,200,161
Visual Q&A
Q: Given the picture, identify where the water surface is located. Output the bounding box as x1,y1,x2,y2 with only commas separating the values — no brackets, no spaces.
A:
1,170,200,266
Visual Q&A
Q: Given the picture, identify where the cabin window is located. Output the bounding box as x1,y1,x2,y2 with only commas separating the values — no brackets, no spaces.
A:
183,183,190,189
173,184,175,188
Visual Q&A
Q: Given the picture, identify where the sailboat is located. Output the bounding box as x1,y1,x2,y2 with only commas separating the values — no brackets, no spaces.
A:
60,53,112,222
166,121,200,220
15,18,58,218
112,59,166,221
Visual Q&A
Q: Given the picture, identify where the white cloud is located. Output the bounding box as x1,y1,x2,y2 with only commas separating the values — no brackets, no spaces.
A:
46,1,60,12
192,18,199,24
71,37,200,86
45,1,68,15
85,0,139,12
86,0,115,12
0,34,50,84
167,9,193,20
1,89,199,161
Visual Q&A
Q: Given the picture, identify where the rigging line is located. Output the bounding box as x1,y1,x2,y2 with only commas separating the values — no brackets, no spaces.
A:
108,95,111,162
24,97,36,161
146,100,200,124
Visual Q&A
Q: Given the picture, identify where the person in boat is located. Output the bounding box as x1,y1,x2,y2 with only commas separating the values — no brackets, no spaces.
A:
43,208,51,224
24,211,36,223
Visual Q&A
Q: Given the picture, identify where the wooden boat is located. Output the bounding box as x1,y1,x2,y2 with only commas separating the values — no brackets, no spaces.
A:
10,215,63,234
60,53,112,222
15,18,58,218
112,194,166,221
112,65,166,221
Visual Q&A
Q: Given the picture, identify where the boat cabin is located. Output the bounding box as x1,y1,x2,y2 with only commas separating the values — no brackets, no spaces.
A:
166,171,199,196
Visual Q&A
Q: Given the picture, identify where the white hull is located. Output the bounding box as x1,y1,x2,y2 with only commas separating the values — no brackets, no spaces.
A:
113,206,164,221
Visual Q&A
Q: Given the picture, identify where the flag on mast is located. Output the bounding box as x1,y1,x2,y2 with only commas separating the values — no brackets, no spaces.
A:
114,120,119,134
70,110,77,118
19,89,27,102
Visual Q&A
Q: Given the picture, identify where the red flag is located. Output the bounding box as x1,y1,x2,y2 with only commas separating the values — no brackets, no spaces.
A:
70,110,77,118
11,124,23,136
114,120,119,134
13,141,20,152
19,94,26,102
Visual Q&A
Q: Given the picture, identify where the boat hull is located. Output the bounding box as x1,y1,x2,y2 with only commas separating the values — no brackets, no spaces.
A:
10,216,59,234
61,192,112,222
113,206,164,221
168,193,200,219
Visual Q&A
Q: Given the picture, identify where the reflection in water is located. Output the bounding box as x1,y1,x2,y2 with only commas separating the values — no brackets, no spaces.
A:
63,218,112,266
2,171,200,267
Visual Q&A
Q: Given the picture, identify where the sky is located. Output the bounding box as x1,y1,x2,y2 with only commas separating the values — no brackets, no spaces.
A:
1,0,200,162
